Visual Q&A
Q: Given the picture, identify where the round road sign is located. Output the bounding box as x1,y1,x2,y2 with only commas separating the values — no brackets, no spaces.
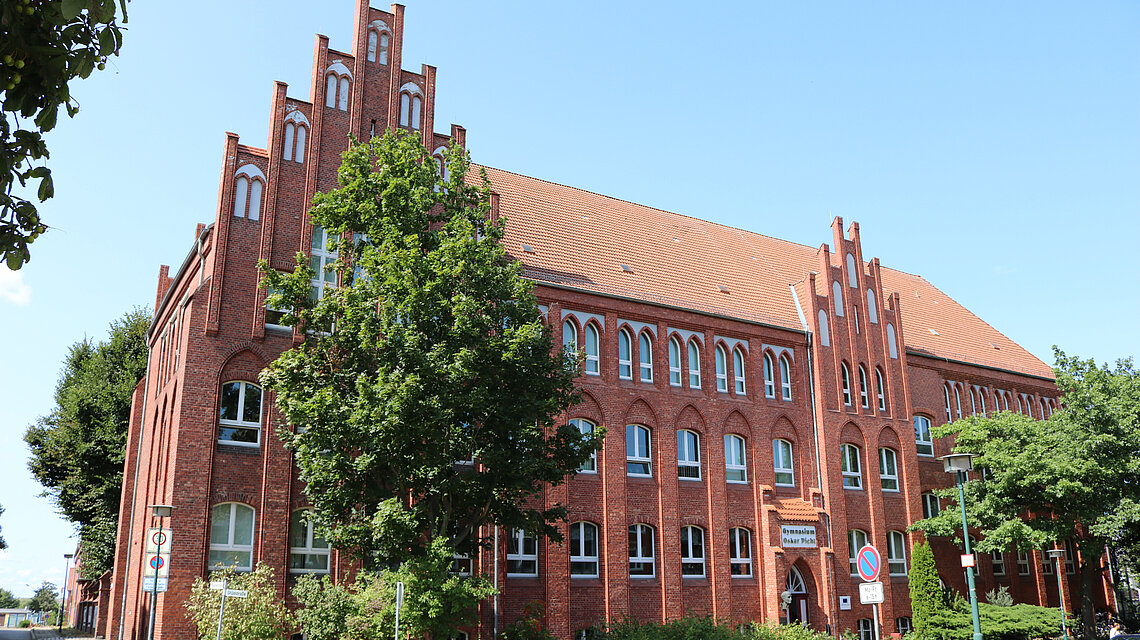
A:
149,555,165,571
151,531,168,547
856,545,881,582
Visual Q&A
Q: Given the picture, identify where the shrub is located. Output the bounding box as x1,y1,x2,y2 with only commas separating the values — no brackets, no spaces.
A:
501,602,557,640
18,619,31,628
909,541,945,639
984,586,1014,607
925,602,1066,640
184,564,294,640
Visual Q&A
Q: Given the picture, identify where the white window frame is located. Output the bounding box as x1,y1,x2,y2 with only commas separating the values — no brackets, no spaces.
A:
879,447,899,492
677,429,701,480
507,529,538,577
687,340,701,388
1064,540,1075,574
639,332,653,382
628,524,655,578
1042,548,1054,575
729,527,752,577
954,385,963,419
944,385,953,423
857,619,874,640
310,225,337,302
992,549,1006,577
763,353,775,398
780,355,792,401
218,381,262,446
773,439,794,487
715,345,728,392
618,329,633,380
914,415,934,456
876,368,886,411
583,324,600,375
841,363,852,406
1017,549,1030,576
725,434,747,483
668,337,682,386
210,503,255,571
571,418,596,473
733,347,746,395
626,424,651,477
888,531,908,575
922,493,940,519
562,320,578,352
289,510,330,574
896,618,913,635
858,365,870,409
840,443,862,489
680,526,706,578
569,522,599,578
848,529,868,575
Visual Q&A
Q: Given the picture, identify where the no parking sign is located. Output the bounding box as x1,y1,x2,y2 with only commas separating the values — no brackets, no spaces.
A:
856,545,881,582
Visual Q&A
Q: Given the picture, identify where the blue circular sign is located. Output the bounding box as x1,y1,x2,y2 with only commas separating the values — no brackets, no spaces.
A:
857,545,881,582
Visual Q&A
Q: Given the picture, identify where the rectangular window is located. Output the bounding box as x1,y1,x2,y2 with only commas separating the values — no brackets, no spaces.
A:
572,419,597,473
1017,550,1030,576
628,524,655,578
507,529,538,576
888,531,908,576
570,522,598,577
677,430,701,480
1041,549,1054,575
922,494,940,519
840,444,862,489
265,282,291,330
725,435,748,483
680,527,705,577
914,416,934,456
626,425,651,477
879,448,899,492
730,528,752,577
992,549,1006,577
773,439,794,487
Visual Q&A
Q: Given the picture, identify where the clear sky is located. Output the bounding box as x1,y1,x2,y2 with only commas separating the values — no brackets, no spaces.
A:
0,1,1136,598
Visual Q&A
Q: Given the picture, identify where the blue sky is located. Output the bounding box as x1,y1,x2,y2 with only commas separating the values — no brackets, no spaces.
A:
0,1,1136,597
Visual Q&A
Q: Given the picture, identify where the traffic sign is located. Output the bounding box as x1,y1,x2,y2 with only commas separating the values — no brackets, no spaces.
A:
146,528,172,554
223,589,248,598
960,553,976,568
859,581,884,604
146,552,170,577
142,576,168,593
856,545,882,582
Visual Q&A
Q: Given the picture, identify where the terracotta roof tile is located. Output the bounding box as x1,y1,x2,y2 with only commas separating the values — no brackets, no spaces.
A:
478,165,1053,380
770,497,820,522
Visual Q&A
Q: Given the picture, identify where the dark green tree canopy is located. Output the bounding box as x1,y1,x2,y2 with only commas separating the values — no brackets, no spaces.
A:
0,586,18,609
25,307,149,577
261,131,602,565
1,0,128,269
28,581,57,614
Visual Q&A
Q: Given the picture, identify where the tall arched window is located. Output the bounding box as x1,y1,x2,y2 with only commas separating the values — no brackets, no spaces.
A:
780,355,792,401
715,345,728,392
944,385,953,422
617,329,633,380
366,23,391,64
840,443,862,489
733,347,746,394
914,415,934,456
879,447,899,491
841,363,852,406
858,365,869,408
773,439,794,486
848,529,868,575
680,526,706,577
210,503,255,571
562,319,577,352
583,324,600,375
875,368,887,411
398,82,423,130
847,253,859,287
232,164,265,220
324,62,352,111
867,289,878,323
668,337,682,386
569,522,599,577
676,430,701,480
310,225,337,302
954,385,963,419
282,111,309,164
886,323,898,359
628,524,655,577
725,434,747,483
638,332,653,382
687,341,701,388
626,424,651,477
763,353,775,398
729,527,752,576
818,310,830,347
833,282,845,316
219,381,262,446
289,510,330,574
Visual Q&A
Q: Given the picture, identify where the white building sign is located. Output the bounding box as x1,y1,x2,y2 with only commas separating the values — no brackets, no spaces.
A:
781,525,817,548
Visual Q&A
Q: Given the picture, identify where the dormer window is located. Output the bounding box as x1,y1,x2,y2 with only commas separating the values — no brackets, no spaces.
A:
399,82,423,131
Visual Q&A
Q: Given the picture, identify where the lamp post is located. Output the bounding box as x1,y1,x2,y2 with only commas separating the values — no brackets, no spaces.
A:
148,504,173,640
1047,548,1069,640
58,552,73,631
941,453,983,640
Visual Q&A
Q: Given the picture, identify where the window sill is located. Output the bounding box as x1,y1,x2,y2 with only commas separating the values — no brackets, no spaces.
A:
728,480,750,486
731,574,755,579
507,574,540,580
679,476,702,482
217,441,261,451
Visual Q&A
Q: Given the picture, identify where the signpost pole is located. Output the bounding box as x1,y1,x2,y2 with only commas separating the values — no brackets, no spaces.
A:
394,581,404,640
215,578,228,640
872,603,880,640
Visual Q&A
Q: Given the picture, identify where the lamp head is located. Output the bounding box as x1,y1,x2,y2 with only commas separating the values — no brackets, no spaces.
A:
939,453,976,474
64,553,74,560
151,504,174,518
1046,549,1065,559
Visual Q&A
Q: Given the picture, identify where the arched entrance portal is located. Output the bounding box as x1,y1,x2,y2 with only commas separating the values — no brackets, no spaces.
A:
786,566,809,625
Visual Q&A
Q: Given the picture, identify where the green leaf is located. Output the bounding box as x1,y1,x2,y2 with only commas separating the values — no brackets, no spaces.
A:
92,0,115,23
37,174,53,201
61,0,86,20
98,28,115,56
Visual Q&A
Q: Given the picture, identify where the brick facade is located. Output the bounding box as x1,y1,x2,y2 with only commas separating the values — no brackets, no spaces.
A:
104,3,1113,640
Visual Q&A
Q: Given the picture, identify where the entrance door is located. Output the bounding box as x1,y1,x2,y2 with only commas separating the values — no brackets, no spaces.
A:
787,566,809,625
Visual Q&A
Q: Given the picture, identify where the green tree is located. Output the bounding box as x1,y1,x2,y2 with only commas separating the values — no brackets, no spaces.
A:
28,581,57,615
909,540,944,638
260,131,601,568
24,308,149,577
914,349,1140,639
185,564,294,640
0,586,19,609
0,503,6,549
1,0,130,269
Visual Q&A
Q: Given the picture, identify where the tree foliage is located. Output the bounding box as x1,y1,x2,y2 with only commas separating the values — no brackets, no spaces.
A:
185,564,294,640
260,131,601,566
0,586,18,609
25,308,149,577
1,0,129,269
0,502,6,549
28,581,57,614
913,348,1140,638
909,540,944,638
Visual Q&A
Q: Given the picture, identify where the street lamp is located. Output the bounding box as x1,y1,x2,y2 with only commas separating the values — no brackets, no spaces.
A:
941,453,983,640
1047,548,1069,640
148,504,173,640
58,552,73,631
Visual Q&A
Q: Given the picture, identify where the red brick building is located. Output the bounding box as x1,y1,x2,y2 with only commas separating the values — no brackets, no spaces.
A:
105,3,1112,639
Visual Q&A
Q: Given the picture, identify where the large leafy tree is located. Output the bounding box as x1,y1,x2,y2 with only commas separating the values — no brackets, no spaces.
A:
25,307,149,577
0,586,18,609
1,0,128,269
914,349,1140,638
261,131,601,568
28,581,58,615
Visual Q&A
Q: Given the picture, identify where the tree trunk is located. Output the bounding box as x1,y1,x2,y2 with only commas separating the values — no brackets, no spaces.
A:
1080,554,1099,640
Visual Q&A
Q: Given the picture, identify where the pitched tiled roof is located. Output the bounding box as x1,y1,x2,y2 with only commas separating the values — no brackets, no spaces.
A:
768,497,820,522
480,165,1053,380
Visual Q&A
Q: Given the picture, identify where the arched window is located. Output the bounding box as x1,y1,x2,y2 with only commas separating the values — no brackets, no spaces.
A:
398,82,423,130
366,24,391,64
840,443,862,489
338,76,350,110
833,282,844,316
232,164,265,220
848,529,868,575
639,332,653,382
687,341,701,388
676,430,701,480
867,289,878,323
210,503,254,571
969,388,977,415
325,73,337,108
729,527,752,576
583,324,599,375
562,319,577,351
569,522,598,577
847,253,858,287
773,439,794,487
570,418,596,473
978,389,987,417
668,337,682,386
858,365,870,409
944,385,953,422
626,424,651,477
886,323,898,358
914,415,934,456
324,62,352,111
818,310,830,347
628,524,655,577
954,385,963,419
879,447,899,491
763,353,775,398
289,510,330,574
922,493,940,519
733,347,746,394
617,329,633,380
725,434,747,483
888,531,908,575
219,381,262,446
780,355,792,401
715,345,728,392
680,526,705,577
282,111,309,164
840,363,852,406
875,368,887,411
507,529,538,576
